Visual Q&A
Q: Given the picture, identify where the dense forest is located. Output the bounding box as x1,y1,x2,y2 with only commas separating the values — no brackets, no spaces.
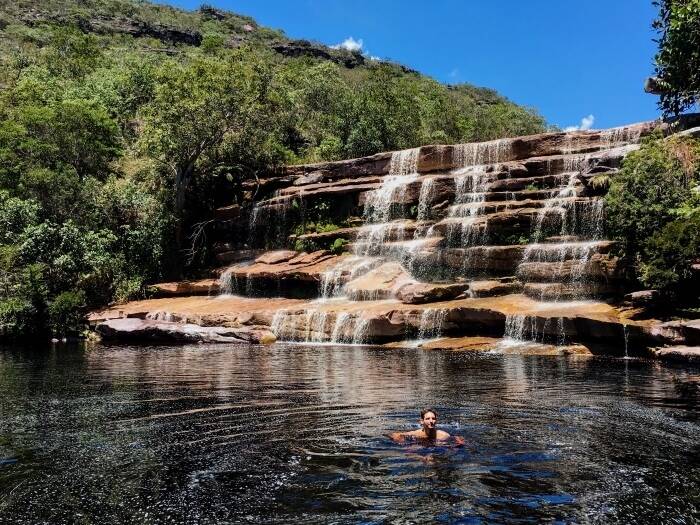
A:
0,0,549,340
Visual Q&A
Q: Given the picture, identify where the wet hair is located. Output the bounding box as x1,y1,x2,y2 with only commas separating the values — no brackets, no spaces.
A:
420,408,437,419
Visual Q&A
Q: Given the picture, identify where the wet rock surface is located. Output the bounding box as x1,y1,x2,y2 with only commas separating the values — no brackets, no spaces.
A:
96,318,276,344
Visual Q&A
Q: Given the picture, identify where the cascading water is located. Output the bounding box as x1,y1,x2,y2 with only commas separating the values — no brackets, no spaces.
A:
272,148,420,343
262,123,651,347
416,309,447,340
453,138,514,166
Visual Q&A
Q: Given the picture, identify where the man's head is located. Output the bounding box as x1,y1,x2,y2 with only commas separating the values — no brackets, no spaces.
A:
419,408,437,431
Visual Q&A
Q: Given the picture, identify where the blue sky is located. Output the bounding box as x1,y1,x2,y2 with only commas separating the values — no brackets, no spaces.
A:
164,0,661,130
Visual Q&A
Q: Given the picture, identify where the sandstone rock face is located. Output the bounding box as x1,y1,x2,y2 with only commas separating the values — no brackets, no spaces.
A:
255,250,298,265
97,318,276,345
150,279,220,297
395,282,468,304
94,119,700,357
344,262,413,300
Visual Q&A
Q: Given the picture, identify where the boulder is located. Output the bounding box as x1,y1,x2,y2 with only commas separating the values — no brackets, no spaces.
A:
624,289,660,307
344,262,413,300
395,282,468,304
652,346,700,363
96,318,276,345
255,250,297,265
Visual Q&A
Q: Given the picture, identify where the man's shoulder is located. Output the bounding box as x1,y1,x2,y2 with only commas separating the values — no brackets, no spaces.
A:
436,429,451,440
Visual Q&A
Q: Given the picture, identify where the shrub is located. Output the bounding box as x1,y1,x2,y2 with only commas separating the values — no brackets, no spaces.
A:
294,238,319,253
640,214,700,297
329,237,347,255
605,136,700,298
48,290,86,337
0,298,37,340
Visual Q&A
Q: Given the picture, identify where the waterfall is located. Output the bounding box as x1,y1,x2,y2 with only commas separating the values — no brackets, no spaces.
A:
218,268,238,295
416,177,437,221
417,309,447,340
600,126,642,148
389,147,420,175
453,138,513,166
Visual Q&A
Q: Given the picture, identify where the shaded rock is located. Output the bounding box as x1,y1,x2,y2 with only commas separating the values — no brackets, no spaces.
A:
255,250,297,264
215,249,264,264
214,204,241,220
652,345,700,363
293,172,324,185
96,318,276,345
395,282,468,304
624,290,660,307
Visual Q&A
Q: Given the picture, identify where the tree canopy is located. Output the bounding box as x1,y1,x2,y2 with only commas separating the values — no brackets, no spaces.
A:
653,0,700,116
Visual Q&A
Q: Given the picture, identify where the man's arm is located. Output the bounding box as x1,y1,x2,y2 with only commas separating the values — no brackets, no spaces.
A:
389,432,406,443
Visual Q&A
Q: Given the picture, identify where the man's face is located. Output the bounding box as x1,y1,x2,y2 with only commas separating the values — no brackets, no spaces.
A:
420,411,437,430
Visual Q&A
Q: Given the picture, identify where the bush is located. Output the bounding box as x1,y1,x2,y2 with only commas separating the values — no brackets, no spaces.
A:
0,298,37,340
294,238,319,253
48,290,86,337
640,214,700,297
605,136,700,297
329,237,347,255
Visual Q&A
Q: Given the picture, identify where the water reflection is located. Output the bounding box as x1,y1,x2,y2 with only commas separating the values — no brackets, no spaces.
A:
0,344,698,523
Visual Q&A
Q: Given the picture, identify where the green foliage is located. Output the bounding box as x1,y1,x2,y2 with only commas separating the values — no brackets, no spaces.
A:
605,136,700,297
653,0,700,116
640,214,700,295
48,290,86,337
329,237,348,255
589,174,611,190
294,238,320,253
0,298,37,341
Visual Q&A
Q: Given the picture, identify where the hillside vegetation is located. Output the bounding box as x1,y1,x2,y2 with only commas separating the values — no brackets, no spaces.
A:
0,0,548,340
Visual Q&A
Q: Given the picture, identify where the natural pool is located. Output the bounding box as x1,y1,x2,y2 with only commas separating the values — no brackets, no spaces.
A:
0,344,698,524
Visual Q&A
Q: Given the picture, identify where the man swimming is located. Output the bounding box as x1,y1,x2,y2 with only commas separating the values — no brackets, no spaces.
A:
390,408,465,445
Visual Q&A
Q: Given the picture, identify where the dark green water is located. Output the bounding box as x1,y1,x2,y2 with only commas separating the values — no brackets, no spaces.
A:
0,344,698,524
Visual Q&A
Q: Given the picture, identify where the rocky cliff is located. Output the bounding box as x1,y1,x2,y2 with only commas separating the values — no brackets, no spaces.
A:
91,119,700,360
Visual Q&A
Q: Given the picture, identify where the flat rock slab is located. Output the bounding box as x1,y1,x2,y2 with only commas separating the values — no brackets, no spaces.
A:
97,318,276,345
395,282,468,304
652,346,700,363
412,337,591,356
150,279,220,297
89,293,673,349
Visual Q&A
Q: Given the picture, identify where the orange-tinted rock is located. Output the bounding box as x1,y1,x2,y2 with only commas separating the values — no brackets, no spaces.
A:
255,250,297,265
395,282,468,304
344,262,413,300
150,279,220,297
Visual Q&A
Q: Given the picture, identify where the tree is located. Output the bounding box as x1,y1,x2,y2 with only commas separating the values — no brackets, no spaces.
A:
653,0,700,116
605,135,700,298
139,53,274,247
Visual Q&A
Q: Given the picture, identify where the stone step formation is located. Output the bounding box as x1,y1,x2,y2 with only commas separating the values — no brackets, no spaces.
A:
91,119,700,357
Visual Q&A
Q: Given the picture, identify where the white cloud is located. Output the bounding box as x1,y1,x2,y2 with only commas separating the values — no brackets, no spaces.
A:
331,36,363,52
564,114,595,132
